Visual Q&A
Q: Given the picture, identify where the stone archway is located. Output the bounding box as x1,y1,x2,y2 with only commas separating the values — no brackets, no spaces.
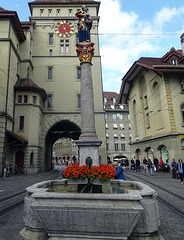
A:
45,120,81,170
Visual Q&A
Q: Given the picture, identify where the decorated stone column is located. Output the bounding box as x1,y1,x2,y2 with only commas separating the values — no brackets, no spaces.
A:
75,6,101,166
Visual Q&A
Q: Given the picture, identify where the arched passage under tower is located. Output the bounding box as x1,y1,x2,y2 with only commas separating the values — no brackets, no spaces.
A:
45,120,81,170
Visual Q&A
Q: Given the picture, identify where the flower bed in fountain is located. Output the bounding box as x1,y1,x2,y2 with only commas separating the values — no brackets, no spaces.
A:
63,164,116,182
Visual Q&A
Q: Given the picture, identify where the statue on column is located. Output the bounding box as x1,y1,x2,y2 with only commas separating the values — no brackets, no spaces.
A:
75,5,92,43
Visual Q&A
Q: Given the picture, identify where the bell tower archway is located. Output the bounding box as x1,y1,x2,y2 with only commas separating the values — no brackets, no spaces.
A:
45,120,81,170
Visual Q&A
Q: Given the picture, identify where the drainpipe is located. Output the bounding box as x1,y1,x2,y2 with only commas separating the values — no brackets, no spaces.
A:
1,21,12,176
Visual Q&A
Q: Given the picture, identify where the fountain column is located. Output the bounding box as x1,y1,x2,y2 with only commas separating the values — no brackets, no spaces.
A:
76,42,102,166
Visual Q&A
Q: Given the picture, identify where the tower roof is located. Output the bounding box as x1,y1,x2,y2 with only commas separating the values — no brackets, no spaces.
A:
14,78,47,100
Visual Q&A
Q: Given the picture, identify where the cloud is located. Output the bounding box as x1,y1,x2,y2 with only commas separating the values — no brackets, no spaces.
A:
98,0,184,92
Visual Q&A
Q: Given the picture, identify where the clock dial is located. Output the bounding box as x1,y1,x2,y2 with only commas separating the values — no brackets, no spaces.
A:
55,20,74,38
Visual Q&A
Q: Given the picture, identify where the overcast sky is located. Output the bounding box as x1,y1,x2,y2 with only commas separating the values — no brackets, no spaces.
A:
1,0,184,93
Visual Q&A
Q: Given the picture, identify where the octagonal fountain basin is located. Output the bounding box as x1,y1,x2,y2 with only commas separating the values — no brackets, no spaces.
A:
20,179,161,240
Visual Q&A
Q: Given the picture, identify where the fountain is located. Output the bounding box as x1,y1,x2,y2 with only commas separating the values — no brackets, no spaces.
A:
19,176,161,240
20,6,162,240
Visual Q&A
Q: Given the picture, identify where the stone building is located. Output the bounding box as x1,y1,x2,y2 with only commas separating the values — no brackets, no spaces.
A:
119,44,184,165
103,92,131,163
0,0,106,175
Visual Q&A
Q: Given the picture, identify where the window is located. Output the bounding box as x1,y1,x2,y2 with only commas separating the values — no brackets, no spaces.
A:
146,113,150,128
120,133,125,139
33,96,37,104
128,114,130,120
77,94,81,108
112,96,116,103
113,123,118,129
60,39,69,54
120,124,124,129
49,49,52,56
77,67,81,79
182,104,184,124
110,104,115,109
69,9,72,16
105,114,107,120
57,9,60,16
48,9,52,17
40,9,44,17
129,124,131,129
106,143,109,151
114,143,118,151
65,44,69,54
30,152,34,165
19,116,24,130
76,34,79,44
24,95,28,103
49,34,53,45
106,133,109,138
48,67,53,79
18,95,22,103
47,95,52,108
171,59,178,65
117,114,123,120
114,133,118,139
121,143,125,151
105,123,108,129
60,44,64,54
112,114,116,120
144,95,148,109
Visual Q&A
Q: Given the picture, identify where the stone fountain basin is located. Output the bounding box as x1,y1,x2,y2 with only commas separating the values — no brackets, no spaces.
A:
20,180,160,240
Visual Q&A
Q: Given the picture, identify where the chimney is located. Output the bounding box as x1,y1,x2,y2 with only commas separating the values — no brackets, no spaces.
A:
180,33,184,55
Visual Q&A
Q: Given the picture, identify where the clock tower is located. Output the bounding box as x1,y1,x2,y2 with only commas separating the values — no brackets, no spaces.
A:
26,0,106,171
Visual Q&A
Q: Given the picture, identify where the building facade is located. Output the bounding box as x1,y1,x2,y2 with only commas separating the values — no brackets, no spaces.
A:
119,45,184,165
103,92,131,162
0,0,107,175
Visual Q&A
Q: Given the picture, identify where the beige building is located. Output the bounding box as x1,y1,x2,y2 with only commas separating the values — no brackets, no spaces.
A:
103,92,131,163
0,0,107,175
119,45,184,165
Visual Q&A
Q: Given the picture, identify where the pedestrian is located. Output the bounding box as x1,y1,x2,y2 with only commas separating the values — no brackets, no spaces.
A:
135,157,140,172
147,159,153,175
160,157,164,171
130,158,135,170
154,157,159,172
171,159,178,179
112,162,126,180
3,167,6,178
177,159,184,184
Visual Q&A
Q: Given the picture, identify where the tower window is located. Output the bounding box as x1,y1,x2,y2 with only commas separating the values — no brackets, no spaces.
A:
19,116,24,130
18,95,22,103
47,95,52,108
77,66,81,79
48,66,53,79
49,34,53,45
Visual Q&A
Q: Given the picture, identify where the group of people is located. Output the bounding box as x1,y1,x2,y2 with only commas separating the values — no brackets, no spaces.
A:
171,159,184,184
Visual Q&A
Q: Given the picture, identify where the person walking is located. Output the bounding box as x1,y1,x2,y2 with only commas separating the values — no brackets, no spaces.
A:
112,162,126,180
160,157,164,172
154,157,159,172
171,159,178,179
177,159,184,184
147,159,153,175
135,157,140,172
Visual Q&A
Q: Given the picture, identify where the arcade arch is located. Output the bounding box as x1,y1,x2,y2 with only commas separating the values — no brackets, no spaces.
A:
45,120,81,170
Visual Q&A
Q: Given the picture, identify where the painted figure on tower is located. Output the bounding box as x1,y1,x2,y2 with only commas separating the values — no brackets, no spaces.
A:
75,5,92,43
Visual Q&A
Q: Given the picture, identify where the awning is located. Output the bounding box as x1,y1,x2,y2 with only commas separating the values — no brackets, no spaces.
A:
6,130,28,147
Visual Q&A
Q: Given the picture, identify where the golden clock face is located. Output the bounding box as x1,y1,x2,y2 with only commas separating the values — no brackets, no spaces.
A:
55,20,75,38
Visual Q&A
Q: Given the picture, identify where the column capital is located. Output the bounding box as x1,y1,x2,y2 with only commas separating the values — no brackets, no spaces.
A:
76,42,94,63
